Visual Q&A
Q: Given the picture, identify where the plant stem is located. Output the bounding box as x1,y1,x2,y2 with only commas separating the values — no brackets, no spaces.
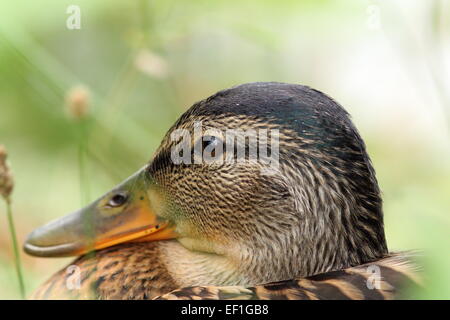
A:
78,119,90,206
5,198,25,299
77,118,97,297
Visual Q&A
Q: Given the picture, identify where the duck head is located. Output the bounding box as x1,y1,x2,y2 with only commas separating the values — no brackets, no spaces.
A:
24,82,388,286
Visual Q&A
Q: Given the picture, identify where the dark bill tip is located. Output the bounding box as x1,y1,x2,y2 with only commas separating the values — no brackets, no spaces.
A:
23,240,85,258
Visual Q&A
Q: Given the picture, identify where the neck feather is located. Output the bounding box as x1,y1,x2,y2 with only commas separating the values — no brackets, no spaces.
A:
159,240,250,287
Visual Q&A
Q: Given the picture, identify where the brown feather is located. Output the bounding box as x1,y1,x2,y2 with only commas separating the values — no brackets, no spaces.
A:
155,252,421,300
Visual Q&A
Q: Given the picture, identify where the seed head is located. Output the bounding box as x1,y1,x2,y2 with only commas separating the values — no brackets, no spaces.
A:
135,49,168,79
0,145,14,201
66,85,90,120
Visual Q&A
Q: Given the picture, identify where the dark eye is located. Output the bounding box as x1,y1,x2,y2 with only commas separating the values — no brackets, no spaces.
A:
107,193,128,207
194,135,223,158
203,136,218,149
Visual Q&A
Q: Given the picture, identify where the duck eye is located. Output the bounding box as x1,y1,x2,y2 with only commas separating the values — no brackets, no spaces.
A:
194,135,223,159
203,136,218,149
107,193,128,207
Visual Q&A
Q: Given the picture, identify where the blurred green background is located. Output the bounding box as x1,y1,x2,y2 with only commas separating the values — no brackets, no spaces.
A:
0,0,449,299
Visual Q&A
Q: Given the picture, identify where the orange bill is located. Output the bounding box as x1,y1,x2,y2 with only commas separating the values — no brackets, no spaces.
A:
24,167,178,257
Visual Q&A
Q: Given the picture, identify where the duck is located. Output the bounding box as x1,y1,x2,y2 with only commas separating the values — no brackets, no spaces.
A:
24,82,420,300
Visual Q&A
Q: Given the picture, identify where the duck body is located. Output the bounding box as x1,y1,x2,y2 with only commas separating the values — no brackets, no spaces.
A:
31,243,419,300
25,82,420,299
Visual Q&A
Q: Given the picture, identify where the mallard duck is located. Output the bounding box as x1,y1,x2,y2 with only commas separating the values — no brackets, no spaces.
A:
24,82,420,300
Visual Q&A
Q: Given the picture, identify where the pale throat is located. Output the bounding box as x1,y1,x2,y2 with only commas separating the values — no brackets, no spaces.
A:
158,239,252,287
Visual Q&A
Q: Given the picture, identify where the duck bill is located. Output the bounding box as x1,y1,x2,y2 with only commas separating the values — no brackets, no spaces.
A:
24,167,177,257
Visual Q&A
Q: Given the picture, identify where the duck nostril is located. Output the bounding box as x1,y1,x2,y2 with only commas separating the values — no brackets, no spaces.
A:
108,193,128,207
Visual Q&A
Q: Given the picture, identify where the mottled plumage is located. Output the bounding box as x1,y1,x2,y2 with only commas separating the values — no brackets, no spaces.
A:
156,253,420,300
27,82,420,300
30,243,177,299
31,245,419,300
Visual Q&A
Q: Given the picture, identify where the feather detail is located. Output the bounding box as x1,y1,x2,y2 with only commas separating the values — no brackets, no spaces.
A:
154,252,421,300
